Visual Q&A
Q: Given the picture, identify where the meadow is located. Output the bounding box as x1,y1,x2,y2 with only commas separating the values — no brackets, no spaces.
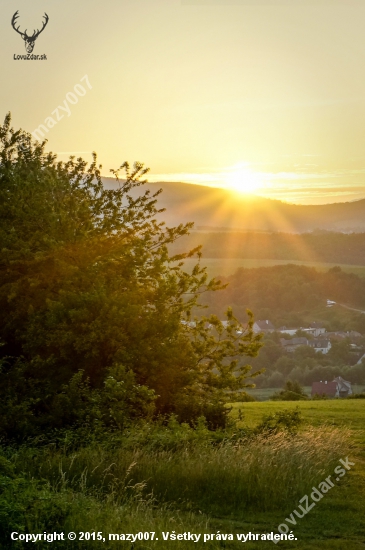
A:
226,399,365,549
2,400,364,549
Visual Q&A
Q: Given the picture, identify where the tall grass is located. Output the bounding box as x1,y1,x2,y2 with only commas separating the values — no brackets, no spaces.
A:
13,426,348,517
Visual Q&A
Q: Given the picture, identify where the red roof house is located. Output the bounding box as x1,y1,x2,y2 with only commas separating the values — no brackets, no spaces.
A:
311,381,337,397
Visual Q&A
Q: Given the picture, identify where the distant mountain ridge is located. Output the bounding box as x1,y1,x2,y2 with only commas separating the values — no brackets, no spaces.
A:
102,178,365,233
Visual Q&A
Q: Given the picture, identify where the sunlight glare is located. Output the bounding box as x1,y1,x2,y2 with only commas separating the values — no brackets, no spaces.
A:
224,163,262,194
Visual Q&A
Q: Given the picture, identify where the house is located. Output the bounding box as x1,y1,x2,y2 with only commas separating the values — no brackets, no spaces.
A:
308,339,331,354
280,337,308,353
280,323,328,338
311,381,337,397
333,376,352,397
278,326,299,336
326,331,362,343
311,377,352,398
348,330,362,340
253,320,275,334
307,322,326,337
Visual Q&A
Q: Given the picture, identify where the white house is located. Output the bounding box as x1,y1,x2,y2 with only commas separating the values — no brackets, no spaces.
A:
278,326,298,336
280,337,308,352
307,323,326,337
308,339,332,354
253,320,275,334
333,376,352,397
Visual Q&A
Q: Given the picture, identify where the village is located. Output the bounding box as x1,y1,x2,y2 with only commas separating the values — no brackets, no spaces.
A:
252,319,365,398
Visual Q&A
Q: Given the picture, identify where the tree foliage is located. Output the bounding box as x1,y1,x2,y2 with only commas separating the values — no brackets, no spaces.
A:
0,114,262,440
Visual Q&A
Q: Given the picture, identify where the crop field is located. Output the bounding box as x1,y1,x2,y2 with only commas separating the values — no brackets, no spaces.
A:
218,399,365,549
181,258,365,279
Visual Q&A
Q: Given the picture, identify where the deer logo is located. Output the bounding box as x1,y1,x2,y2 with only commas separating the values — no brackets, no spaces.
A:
11,11,49,54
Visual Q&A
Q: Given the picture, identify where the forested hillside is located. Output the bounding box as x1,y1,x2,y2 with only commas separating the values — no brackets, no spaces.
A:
201,264,365,330
199,264,365,388
170,230,365,266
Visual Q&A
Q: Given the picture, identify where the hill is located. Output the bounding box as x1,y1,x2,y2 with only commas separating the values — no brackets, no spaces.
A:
200,264,365,330
169,230,365,266
103,178,365,232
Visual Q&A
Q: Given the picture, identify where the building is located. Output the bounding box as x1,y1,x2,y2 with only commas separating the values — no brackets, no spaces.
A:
311,381,337,397
278,326,298,336
253,320,275,334
307,322,326,337
327,330,362,343
308,339,332,354
280,337,308,353
279,322,328,338
311,377,352,398
333,376,353,397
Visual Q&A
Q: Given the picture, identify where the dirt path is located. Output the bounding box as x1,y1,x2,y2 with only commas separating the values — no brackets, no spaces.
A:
336,303,365,314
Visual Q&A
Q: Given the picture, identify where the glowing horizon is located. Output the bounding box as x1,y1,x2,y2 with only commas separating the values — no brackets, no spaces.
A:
4,1,365,207
144,162,365,205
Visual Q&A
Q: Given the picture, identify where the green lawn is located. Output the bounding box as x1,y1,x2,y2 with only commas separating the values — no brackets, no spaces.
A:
212,399,365,549
181,258,365,279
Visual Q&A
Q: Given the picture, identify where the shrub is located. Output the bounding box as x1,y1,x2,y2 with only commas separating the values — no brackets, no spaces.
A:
347,392,365,399
271,380,308,401
255,408,303,435
312,392,329,400
234,392,256,402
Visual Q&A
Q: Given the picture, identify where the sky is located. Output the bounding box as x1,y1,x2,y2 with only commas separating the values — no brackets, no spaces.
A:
2,0,365,204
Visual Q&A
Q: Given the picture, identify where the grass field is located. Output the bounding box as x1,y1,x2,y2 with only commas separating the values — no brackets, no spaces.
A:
216,399,365,549
4,400,364,549
231,399,365,442
181,258,365,279
245,385,365,402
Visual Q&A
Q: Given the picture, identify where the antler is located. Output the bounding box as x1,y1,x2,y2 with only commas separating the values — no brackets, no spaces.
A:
32,13,49,40
11,11,26,39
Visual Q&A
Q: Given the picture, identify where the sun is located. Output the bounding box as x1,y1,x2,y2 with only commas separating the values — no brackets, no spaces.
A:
224,163,262,194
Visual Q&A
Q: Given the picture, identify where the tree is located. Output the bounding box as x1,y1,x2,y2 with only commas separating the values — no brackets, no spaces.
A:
0,114,262,439
273,355,295,377
328,339,356,366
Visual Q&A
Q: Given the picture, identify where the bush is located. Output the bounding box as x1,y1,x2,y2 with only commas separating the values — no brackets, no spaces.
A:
312,393,329,400
271,390,308,401
255,408,303,435
347,392,365,399
232,392,256,402
271,380,308,401
0,451,71,544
